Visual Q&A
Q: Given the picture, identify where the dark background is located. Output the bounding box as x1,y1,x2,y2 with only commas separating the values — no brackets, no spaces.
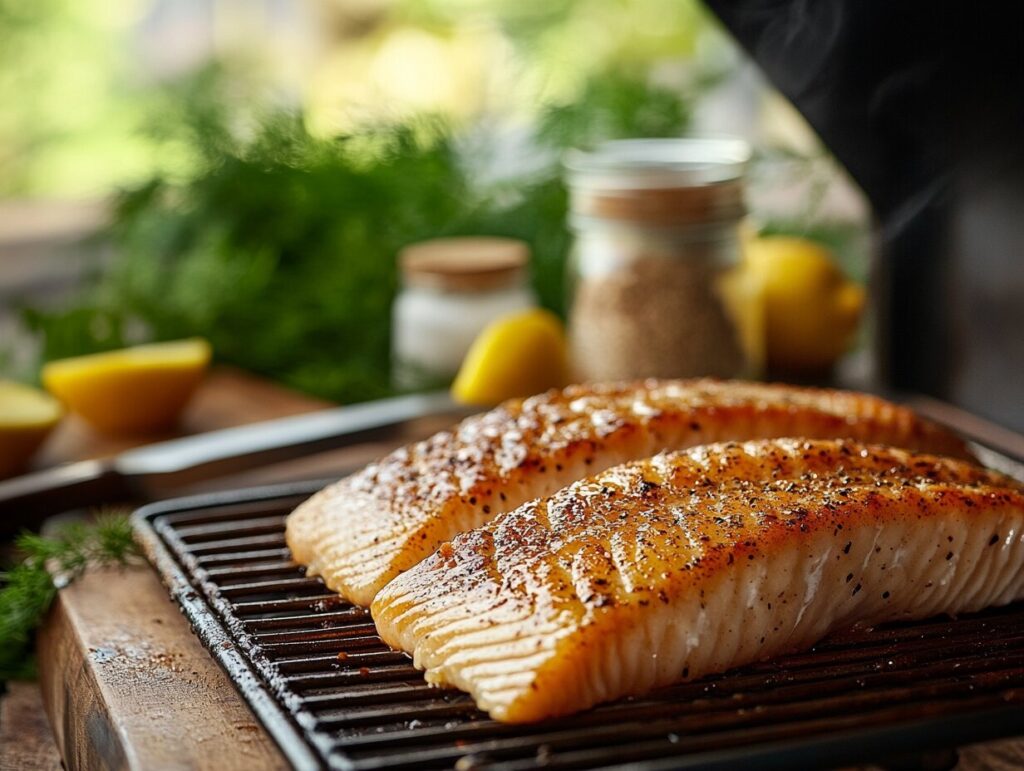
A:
708,0,1024,431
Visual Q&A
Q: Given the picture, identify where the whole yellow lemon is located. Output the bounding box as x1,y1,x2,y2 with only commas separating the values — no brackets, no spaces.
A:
743,235,865,372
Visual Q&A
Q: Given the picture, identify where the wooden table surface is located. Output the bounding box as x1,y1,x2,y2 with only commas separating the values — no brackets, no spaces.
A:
0,367,448,771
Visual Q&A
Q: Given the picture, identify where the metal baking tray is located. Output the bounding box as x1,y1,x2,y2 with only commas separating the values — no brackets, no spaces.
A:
133,432,1024,770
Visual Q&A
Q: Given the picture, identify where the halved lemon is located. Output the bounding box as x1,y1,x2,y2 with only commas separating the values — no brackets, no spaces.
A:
42,338,212,436
0,380,63,478
451,309,569,406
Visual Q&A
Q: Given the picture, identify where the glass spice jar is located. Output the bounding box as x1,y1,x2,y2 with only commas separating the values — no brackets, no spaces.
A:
391,237,537,390
564,138,762,382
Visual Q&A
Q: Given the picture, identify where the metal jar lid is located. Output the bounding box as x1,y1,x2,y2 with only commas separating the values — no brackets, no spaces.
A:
399,237,530,292
565,138,751,227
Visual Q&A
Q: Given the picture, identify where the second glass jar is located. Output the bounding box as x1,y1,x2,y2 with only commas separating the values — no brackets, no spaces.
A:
565,138,762,382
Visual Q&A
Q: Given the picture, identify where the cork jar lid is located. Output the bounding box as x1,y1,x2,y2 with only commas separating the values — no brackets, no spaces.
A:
565,138,750,226
399,237,530,292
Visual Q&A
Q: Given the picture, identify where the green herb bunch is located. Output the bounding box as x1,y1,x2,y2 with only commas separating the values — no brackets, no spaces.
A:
20,67,691,403
0,514,139,680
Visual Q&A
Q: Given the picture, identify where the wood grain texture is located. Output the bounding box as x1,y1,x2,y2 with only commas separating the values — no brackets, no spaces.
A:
28,370,450,771
29,368,330,771
37,565,287,771
0,682,63,771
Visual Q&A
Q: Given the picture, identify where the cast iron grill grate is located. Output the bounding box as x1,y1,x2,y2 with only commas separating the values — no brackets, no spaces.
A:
135,467,1024,771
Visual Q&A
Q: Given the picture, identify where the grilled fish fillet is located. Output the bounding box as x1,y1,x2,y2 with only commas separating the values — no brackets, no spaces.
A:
372,439,1024,722
287,380,970,606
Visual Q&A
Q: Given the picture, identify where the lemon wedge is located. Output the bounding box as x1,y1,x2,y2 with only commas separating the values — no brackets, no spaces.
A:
0,381,63,478
42,338,212,436
743,235,865,372
451,309,569,406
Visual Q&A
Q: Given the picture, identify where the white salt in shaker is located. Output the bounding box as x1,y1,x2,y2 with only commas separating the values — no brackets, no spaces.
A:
391,237,536,390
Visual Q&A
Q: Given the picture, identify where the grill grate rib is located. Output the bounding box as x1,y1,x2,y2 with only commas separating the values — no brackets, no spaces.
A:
135,474,1024,771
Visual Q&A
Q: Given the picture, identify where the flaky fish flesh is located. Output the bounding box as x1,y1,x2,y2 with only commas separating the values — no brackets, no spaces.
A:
372,439,1024,722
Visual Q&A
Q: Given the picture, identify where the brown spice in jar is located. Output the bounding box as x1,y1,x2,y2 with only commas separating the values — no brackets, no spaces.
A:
569,255,745,381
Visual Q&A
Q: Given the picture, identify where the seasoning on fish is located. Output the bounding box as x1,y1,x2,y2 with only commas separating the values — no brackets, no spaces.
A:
286,380,971,606
372,439,1024,722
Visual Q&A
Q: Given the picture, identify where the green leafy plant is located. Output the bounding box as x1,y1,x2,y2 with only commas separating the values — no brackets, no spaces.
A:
537,70,692,149
20,66,692,402
0,513,139,680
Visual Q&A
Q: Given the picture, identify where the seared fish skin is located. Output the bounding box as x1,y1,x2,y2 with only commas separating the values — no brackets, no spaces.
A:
287,380,970,606
372,439,1024,723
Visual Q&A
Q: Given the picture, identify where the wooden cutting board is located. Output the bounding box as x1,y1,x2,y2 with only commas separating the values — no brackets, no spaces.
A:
22,367,444,771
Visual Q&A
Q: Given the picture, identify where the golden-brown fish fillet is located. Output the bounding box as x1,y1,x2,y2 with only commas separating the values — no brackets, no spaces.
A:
372,439,1024,722
287,380,970,606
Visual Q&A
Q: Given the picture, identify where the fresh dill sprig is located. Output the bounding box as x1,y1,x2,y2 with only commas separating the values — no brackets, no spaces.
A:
0,512,140,680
